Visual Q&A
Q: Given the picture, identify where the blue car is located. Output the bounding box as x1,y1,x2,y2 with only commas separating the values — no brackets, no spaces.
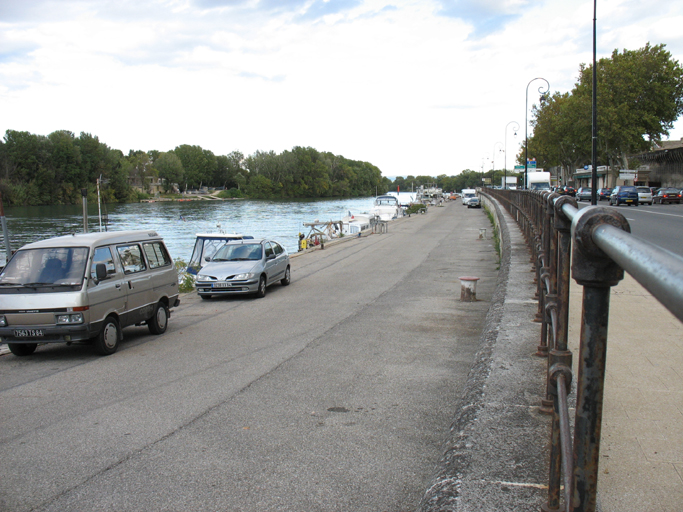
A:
609,186,639,206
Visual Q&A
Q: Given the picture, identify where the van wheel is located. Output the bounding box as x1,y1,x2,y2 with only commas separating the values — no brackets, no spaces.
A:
281,266,291,286
94,316,120,355
255,276,267,298
148,302,169,335
8,343,37,356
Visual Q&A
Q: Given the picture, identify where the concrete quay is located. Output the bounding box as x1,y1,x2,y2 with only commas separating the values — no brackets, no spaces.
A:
1,196,679,511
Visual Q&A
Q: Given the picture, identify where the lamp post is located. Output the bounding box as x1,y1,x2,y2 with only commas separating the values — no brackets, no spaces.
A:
505,121,519,189
492,142,503,187
524,77,550,189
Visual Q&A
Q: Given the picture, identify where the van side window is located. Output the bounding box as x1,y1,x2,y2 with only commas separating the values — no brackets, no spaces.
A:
143,242,172,269
117,244,147,274
264,243,274,258
272,243,283,256
91,247,116,280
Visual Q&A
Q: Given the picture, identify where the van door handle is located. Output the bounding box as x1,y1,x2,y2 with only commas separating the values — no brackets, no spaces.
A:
115,283,122,289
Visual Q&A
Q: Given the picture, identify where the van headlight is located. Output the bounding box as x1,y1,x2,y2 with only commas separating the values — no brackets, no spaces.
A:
197,274,214,281
56,313,84,325
233,272,255,280
0,315,6,327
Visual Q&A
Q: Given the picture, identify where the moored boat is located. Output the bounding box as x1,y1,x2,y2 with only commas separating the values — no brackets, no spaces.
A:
369,195,404,221
187,233,251,274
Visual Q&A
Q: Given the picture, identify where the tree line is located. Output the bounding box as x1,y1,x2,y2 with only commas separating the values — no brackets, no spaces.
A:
0,131,389,206
524,43,683,184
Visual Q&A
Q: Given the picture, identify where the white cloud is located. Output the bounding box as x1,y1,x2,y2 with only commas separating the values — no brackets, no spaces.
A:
1,0,683,177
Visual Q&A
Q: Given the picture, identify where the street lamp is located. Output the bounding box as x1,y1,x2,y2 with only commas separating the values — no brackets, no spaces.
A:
524,77,550,190
505,121,519,189
492,142,503,187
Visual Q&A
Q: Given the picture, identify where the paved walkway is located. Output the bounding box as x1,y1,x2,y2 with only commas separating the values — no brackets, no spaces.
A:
568,274,683,512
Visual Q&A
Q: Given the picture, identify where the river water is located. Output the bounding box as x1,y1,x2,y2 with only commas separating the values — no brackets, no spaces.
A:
0,196,380,262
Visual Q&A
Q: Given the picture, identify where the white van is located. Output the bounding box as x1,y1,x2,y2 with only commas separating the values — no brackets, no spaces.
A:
0,230,180,356
461,189,477,205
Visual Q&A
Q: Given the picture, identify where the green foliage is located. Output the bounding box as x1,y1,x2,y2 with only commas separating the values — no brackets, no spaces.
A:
174,259,196,293
526,42,683,179
0,131,384,205
405,203,426,214
217,188,244,198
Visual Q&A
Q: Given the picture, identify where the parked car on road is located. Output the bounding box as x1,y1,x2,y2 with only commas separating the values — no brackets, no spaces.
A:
609,186,639,206
195,239,290,300
635,186,653,205
652,188,682,204
576,187,592,201
597,188,612,201
556,185,576,197
467,197,481,208
0,230,180,356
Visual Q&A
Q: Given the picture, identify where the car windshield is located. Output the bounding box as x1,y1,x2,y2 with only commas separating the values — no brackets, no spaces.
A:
211,243,262,262
0,247,89,287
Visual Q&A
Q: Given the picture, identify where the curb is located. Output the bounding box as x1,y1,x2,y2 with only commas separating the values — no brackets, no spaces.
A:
420,193,549,511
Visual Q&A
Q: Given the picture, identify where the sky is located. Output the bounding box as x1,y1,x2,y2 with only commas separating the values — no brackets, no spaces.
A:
1,0,683,180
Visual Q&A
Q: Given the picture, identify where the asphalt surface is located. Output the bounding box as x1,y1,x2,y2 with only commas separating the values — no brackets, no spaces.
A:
0,200,500,511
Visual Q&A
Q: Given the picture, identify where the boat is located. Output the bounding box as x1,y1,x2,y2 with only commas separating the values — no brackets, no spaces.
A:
186,232,252,274
369,195,404,221
341,212,372,236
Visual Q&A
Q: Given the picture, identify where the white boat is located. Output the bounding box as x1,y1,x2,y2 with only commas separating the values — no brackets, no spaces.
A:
369,195,404,221
187,233,250,274
341,212,372,235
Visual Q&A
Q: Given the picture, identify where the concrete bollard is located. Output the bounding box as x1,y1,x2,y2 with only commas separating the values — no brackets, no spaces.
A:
479,228,486,239
459,276,480,302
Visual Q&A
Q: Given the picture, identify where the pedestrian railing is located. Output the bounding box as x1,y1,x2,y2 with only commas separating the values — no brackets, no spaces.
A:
483,188,683,512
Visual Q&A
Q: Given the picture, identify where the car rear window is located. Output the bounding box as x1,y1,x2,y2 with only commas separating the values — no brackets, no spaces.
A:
636,187,650,192
620,186,636,191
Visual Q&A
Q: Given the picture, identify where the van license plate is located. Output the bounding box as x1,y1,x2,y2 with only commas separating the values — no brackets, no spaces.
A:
14,329,44,337
213,282,232,288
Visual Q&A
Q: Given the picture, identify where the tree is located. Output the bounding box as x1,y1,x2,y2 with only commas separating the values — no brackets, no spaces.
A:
527,42,683,185
154,152,184,192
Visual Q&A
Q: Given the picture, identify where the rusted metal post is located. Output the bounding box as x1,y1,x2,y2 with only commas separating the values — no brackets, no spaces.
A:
570,207,628,512
542,195,576,512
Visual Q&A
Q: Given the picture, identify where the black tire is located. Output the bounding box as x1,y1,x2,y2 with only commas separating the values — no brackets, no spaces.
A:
94,316,120,355
281,266,291,286
8,343,37,356
148,301,169,335
200,294,212,300
255,275,267,298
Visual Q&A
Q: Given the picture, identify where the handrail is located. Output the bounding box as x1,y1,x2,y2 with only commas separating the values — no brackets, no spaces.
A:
482,188,683,512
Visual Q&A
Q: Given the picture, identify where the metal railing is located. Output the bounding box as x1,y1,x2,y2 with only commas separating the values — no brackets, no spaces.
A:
483,188,683,512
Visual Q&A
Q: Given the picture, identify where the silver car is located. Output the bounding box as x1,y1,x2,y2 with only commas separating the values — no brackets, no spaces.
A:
195,239,291,299
636,186,653,205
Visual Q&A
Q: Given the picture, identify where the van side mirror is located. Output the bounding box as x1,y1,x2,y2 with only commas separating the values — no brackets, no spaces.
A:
95,263,108,282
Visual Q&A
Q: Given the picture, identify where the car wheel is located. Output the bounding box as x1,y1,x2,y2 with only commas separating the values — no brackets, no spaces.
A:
255,275,267,298
94,316,120,356
148,301,169,335
8,343,38,356
200,294,212,300
281,266,291,286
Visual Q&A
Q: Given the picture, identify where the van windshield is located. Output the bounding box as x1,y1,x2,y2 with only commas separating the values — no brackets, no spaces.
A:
0,247,88,289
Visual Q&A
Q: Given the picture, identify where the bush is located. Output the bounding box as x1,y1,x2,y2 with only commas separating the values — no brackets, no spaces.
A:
405,203,427,215
217,188,245,199
174,259,196,293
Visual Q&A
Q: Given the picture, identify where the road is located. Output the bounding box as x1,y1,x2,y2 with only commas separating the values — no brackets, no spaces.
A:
578,200,683,256
0,201,498,512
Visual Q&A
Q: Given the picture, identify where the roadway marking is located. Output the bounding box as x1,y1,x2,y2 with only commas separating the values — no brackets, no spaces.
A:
579,204,683,218
629,209,683,218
